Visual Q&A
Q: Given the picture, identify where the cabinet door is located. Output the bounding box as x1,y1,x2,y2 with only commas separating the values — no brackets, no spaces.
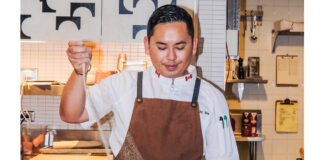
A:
21,0,101,41
101,0,196,42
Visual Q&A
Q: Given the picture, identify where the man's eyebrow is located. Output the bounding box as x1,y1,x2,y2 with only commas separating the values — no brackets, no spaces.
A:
175,41,187,45
155,41,187,45
156,42,167,45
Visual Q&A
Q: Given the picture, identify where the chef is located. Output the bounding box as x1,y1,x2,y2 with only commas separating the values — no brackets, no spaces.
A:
60,4,239,160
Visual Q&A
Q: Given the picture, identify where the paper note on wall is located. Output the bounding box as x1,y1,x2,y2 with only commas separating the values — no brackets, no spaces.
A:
276,55,298,85
275,101,298,132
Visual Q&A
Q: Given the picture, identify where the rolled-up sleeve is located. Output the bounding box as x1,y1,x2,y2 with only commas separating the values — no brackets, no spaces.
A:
80,77,117,129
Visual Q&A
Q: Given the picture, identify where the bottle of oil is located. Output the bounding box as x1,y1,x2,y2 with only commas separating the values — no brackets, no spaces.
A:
238,57,245,79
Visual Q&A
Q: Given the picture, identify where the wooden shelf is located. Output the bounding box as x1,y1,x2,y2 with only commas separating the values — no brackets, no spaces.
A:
226,78,267,101
271,20,304,53
22,84,65,96
272,30,304,53
21,82,95,96
235,134,265,142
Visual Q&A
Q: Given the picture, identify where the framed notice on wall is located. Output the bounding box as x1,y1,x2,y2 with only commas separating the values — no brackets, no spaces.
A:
276,55,299,86
247,57,260,78
275,100,298,133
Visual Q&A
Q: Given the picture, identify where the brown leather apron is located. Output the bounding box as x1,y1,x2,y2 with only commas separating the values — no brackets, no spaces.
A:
115,72,203,160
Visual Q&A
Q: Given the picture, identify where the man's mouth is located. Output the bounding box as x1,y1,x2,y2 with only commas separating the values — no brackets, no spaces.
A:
165,64,178,71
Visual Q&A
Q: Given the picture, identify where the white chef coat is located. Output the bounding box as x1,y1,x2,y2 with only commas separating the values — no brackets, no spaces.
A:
81,65,239,160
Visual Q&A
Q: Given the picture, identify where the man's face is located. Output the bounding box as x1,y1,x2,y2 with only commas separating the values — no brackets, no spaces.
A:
144,22,198,78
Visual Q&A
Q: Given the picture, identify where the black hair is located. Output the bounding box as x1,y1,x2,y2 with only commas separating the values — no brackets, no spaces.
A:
147,4,194,41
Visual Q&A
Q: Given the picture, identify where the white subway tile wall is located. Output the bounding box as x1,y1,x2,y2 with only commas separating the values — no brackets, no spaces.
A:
20,41,148,131
21,95,82,130
21,41,147,83
21,0,227,130
227,0,304,160
197,0,226,88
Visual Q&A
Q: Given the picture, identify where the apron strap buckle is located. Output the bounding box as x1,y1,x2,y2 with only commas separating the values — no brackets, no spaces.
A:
137,72,143,103
137,97,143,103
191,102,197,108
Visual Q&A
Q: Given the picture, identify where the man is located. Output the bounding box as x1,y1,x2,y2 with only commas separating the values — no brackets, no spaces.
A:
60,4,239,160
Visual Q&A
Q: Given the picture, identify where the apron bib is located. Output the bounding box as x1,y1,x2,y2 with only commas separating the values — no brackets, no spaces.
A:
115,72,203,160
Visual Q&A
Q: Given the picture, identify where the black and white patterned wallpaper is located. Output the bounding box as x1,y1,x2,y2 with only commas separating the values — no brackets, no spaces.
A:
21,0,195,41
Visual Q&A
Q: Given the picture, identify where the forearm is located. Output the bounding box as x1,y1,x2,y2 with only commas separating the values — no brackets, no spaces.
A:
60,71,89,123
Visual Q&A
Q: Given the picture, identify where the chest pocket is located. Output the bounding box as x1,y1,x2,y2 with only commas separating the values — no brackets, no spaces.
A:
215,114,233,157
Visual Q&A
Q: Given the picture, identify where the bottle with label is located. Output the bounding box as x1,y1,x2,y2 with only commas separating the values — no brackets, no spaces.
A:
44,129,56,147
230,114,235,132
250,112,258,137
238,57,245,79
241,112,251,136
44,129,50,147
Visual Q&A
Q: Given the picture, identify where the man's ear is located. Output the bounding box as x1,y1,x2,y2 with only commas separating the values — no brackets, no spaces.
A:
192,37,198,56
144,36,150,56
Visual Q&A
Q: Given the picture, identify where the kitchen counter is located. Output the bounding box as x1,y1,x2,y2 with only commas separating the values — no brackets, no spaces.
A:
22,154,37,160
21,129,112,160
29,154,113,160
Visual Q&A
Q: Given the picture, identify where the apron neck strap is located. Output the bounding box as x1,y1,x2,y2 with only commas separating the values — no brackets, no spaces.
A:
191,78,201,108
136,72,201,107
136,72,143,103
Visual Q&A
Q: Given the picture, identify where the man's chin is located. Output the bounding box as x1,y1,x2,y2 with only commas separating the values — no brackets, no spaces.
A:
160,71,182,78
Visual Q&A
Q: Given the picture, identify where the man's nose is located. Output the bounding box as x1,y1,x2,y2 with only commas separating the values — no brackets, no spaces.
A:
166,49,177,61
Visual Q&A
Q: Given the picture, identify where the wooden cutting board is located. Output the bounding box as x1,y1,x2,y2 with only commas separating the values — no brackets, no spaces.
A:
40,148,111,154
30,154,113,160
53,140,103,149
